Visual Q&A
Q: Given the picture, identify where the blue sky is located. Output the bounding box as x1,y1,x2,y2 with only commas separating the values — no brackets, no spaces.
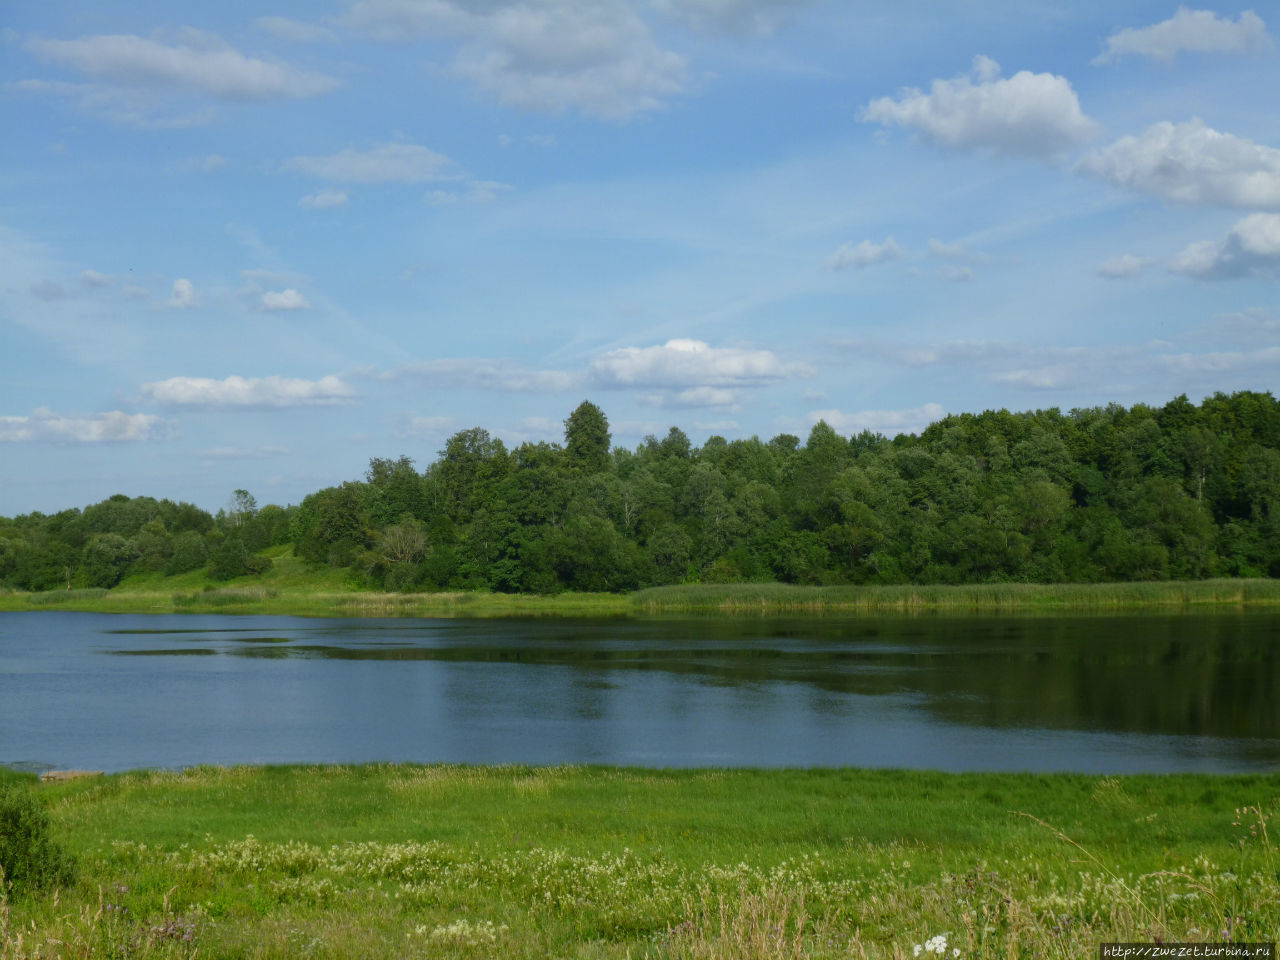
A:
3,1,1279,515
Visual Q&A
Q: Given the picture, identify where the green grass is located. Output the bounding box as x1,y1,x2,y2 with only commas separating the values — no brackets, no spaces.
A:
3,571,1278,619
3,765,1278,958
633,579,1280,614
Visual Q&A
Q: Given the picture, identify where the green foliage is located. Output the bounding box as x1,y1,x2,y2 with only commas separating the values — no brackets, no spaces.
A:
4,392,1280,595
564,400,612,474
0,783,75,896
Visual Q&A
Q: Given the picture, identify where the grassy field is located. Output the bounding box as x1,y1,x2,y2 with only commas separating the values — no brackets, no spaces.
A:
2,765,1277,958
1,548,1278,619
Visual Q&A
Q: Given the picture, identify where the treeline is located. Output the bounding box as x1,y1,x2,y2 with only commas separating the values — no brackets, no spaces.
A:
2,392,1278,594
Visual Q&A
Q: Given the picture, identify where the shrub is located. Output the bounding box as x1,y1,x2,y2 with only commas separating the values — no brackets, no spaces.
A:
0,784,75,896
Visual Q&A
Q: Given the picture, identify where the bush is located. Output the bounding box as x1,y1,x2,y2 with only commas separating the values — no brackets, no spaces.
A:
0,784,75,896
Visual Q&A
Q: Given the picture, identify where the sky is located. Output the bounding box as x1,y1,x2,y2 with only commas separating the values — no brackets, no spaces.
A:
2,1,1279,516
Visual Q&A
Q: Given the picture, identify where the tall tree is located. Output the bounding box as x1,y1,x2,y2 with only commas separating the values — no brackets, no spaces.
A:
564,401,611,474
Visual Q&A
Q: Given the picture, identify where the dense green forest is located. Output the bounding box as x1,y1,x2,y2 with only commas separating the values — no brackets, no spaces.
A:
2,391,1278,594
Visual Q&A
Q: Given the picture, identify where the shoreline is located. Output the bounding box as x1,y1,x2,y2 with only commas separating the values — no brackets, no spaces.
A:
2,577,1279,618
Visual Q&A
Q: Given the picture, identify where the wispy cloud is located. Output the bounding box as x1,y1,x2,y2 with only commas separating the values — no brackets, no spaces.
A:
1094,8,1272,64
0,407,172,443
141,374,356,407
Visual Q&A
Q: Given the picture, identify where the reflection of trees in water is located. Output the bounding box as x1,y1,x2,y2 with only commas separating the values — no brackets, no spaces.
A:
183,614,1280,742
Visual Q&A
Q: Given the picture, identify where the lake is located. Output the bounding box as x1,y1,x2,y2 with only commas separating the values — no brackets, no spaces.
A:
2,609,1278,773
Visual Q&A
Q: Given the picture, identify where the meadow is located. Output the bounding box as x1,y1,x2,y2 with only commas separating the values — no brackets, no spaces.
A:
2,765,1278,958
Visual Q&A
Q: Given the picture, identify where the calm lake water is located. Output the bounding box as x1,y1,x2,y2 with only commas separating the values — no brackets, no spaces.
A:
2,610,1279,773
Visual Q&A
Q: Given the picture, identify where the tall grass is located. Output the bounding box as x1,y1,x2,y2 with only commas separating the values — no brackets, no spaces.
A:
632,579,1280,614
4,765,1278,958
4,577,1278,618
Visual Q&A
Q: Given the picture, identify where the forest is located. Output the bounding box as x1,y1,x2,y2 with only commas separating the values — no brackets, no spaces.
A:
1,391,1278,594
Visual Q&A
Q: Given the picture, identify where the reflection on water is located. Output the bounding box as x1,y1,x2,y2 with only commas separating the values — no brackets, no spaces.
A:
3,610,1279,773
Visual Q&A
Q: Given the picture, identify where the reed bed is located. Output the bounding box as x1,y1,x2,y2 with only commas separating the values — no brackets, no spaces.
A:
631,579,1280,615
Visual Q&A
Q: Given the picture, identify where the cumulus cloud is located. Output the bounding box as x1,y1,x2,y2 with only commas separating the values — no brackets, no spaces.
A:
26,30,339,101
298,187,349,208
589,338,808,387
861,55,1098,157
650,0,816,35
1096,254,1153,279
167,278,197,308
941,266,973,282
809,402,946,437
346,0,686,119
1170,213,1280,279
1078,119,1280,209
0,407,170,443
141,374,356,407
825,237,905,270
1094,8,1272,63
285,142,458,183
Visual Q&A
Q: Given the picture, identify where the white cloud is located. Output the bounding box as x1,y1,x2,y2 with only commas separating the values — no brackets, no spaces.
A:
80,269,112,287
639,386,741,408
285,141,458,183
260,289,310,311
942,265,973,282
0,407,170,443
167,278,197,308
1078,119,1280,209
141,374,356,407
809,402,946,437
426,179,513,205
26,30,339,101
825,237,904,270
253,16,338,44
1094,8,1272,63
1170,213,1280,280
299,188,349,208
649,0,816,35
198,445,290,459
589,338,808,387
991,367,1077,389
346,0,686,119
391,359,578,392
1097,254,1153,279
862,55,1098,157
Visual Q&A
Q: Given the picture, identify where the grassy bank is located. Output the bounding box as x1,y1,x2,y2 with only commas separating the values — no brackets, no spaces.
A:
3,573,1279,619
2,765,1277,958
632,579,1280,614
